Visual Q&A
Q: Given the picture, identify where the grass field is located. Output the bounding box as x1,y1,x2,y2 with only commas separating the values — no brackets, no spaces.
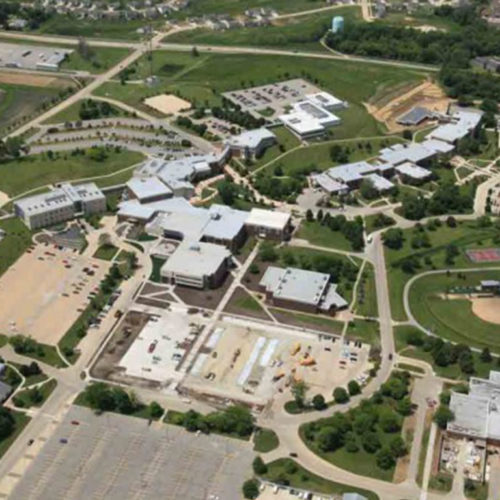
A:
61,46,131,73
296,220,355,252
0,149,144,196
346,318,380,345
13,378,57,409
354,262,378,318
250,126,301,169
167,6,360,51
253,428,279,452
409,270,500,352
94,50,427,139
37,15,163,40
93,244,119,261
44,99,125,124
270,308,345,334
394,325,498,379
0,82,61,133
385,221,500,321
262,458,379,499
0,218,33,278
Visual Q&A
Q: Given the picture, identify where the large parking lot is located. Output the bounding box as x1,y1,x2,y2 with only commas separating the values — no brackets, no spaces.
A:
0,243,109,345
222,78,323,118
0,42,72,71
10,405,254,500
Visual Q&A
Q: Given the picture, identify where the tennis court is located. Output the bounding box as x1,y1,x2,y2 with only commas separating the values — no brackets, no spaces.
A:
466,248,500,263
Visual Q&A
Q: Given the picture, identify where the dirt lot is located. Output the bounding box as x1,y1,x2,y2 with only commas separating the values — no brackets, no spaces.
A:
174,275,234,310
144,94,191,115
0,71,70,87
0,242,109,345
366,80,451,133
471,297,500,325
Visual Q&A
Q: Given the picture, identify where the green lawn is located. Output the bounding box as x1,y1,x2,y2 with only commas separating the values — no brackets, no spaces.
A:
364,213,396,235
354,262,378,317
9,362,48,387
234,291,265,312
44,99,125,124
296,220,354,252
253,428,279,453
346,319,380,346
93,244,119,261
61,46,131,73
12,379,57,409
385,221,500,321
149,256,166,283
270,308,344,334
394,325,498,379
0,410,31,459
94,50,427,138
0,149,144,196
167,6,359,51
0,218,32,278
262,458,379,500
250,126,301,169
11,341,66,368
409,270,500,352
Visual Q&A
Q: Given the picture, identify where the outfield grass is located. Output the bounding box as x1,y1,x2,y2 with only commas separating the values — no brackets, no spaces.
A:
0,149,144,196
409,270,500,352
296,220,354,252
94,50,427,139
0,218,32,278
354,262,378,318
346,319,380,346
253,428,279,453
385,221,499,321
167,6,360,51
262,458,379,499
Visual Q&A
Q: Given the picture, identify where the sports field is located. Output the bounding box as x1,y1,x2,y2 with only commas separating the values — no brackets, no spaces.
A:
466,248,500,263
408,270,500,351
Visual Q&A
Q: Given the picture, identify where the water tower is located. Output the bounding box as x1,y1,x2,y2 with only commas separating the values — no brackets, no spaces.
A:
332,16,344,34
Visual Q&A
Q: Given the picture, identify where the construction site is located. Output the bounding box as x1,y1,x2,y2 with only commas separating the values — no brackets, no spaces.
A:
181,317,370,409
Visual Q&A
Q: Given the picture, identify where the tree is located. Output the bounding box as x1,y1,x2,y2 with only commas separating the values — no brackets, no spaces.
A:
316,425,345,452
252,456,267,475
85,383,116,412
376,447,396,470
191,46,199,57
242,479,259,499
379,408,402,433
217,180,238,206
333,387,349,404
389,435,407,457
0,408,14,440
148,401,163,419
347,380,361,396
480,347,492,363
291,380,308,408
382,228,404,250
259,242,278,262
360,178,378,200
306,209,314,222
312,394,327,411
396,397,413,416
434,405,454,429
361,431,381,453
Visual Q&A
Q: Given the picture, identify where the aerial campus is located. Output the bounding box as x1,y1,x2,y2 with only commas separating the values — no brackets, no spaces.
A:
1,1,500,500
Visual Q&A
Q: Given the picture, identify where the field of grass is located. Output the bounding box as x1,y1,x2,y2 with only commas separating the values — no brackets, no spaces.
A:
253,428,279,453
167,6,359,51
44,99,125,124
94,50,427,138
0,149,144,196
37,15,162,40
385,221,500,321
270,308,344,334
354,262,378,317
262,458,379,499
93,244,119,261
250,126,301,169
259,136,404,176
13,378,57,409
61,46,131,73
346,318,380,345
296,220,354,252
0,82,61,133
409,270,500,352
0,218,32,278
149,256,166,283
234,291,265,312
394,325,498,379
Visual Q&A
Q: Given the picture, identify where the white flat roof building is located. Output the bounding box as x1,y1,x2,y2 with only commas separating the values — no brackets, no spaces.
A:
127,176,172,203
311,173,348,194
306,91,345,111
246,208,291,234
426,109,483,144
364,173,394,192
225,128,276,156
396,162,432,181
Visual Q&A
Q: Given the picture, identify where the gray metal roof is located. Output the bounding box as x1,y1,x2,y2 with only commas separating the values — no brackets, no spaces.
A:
226,128,276,149
397,106,433,126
